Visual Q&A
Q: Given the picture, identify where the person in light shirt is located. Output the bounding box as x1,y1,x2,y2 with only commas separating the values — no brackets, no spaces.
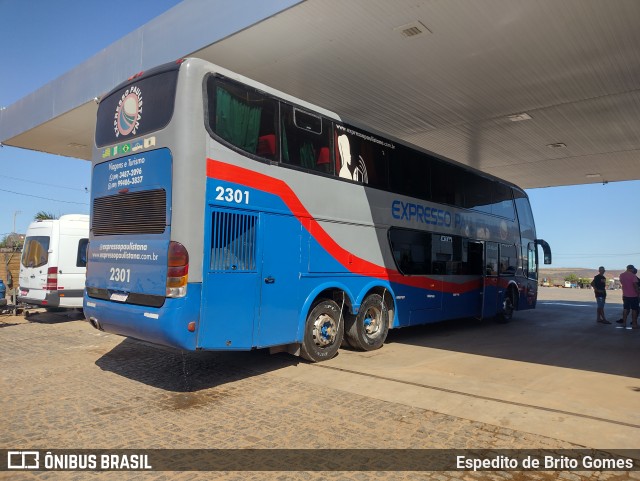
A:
618,265,639,329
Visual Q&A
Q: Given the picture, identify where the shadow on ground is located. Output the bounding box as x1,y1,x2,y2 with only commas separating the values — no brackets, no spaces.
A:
95,337,300,393
385,300,639,378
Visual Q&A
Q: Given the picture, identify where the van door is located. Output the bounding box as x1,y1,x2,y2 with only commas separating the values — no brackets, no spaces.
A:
56,235,88,307
19,234,51,303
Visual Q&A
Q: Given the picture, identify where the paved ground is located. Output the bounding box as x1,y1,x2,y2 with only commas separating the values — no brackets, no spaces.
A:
0,288,638,480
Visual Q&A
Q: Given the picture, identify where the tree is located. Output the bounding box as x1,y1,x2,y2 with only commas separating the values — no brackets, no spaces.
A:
564,274,579,285
34,211,58,221
578,277,591,289
0,233,24,250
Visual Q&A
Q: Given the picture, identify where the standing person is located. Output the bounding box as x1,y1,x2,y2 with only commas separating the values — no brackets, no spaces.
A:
635,267,640,314
591,266,610,324
618,265,639,329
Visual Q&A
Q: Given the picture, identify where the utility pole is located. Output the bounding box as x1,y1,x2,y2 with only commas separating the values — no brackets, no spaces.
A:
13,210,21,234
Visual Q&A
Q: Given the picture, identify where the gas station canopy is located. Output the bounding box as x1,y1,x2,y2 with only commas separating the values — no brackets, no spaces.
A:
2,0,639,188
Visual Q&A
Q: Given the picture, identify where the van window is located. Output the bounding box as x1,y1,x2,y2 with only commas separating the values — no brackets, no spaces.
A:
22,236,50,268
77,239,89,267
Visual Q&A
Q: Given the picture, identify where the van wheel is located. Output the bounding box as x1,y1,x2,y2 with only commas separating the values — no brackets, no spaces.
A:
300,299,344,363
345,293,389,351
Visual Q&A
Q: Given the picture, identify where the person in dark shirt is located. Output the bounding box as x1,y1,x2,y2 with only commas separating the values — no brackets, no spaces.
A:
591,266,610,324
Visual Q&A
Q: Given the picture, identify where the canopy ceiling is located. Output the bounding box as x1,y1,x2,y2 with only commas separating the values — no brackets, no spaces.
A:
2,0,639,189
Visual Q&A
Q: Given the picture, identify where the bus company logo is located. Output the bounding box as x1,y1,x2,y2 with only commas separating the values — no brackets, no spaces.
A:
7,451,40,469
114,86,143,138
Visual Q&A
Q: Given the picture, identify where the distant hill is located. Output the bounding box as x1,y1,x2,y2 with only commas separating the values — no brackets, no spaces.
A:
539,267,626,284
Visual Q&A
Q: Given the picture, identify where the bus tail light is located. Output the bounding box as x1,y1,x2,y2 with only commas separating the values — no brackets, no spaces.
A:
46,267,58,291
167,241,189,298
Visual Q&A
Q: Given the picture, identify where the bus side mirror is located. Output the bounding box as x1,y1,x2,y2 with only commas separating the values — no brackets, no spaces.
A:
535,239,552,265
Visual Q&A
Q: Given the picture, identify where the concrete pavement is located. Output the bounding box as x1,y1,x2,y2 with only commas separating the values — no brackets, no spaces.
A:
0,287,638,480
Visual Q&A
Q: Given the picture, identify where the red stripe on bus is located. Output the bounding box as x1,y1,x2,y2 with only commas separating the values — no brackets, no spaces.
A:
207,158,482,294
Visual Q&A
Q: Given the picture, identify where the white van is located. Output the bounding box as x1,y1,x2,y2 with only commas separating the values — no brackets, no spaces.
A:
18,214,89,309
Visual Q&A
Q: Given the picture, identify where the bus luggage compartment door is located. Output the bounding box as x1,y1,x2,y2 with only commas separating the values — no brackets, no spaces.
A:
198,208,300,350
199,208,260,349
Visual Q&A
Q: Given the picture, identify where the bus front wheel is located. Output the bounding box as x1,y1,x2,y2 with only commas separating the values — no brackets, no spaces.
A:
496,289,516,324
345,293,389,351
300,299,344,362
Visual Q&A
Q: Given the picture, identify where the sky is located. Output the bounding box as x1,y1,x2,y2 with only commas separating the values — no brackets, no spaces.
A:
1,1,639,271
0,0,183,235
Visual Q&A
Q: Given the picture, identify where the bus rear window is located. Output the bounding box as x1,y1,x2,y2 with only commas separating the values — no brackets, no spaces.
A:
96,68,179,147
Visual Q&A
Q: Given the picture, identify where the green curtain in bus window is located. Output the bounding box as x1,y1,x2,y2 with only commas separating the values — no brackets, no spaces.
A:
282,121,290,163
300,142,316,169
216,87,261,153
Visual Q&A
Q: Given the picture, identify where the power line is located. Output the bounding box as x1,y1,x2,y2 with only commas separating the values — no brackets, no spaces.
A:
0,188,88,205
2,174,88,192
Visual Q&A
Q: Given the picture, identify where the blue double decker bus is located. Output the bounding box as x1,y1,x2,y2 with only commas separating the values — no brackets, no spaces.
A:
84,58,551,362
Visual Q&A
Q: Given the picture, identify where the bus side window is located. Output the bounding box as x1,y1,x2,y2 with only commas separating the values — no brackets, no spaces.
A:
485,243,499,276
335,125,389,189
389,146,430,200
491,182,516,219
431,161,462,206
389,228,432,275
281,105,332,174
431,234,467,275
207,77,277,160
499,244,517,276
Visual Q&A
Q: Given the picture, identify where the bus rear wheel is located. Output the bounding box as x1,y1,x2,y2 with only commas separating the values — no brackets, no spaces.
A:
345,293,389,351
300,299,344,362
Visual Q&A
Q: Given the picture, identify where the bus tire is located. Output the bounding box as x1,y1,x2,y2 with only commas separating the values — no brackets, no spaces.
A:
300,299,344,362
345,293,389,351
496,289,516,324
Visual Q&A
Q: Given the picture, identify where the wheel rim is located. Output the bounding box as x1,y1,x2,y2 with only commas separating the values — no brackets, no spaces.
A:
312,313,338,347
363,306,382,338
503,295,514,318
